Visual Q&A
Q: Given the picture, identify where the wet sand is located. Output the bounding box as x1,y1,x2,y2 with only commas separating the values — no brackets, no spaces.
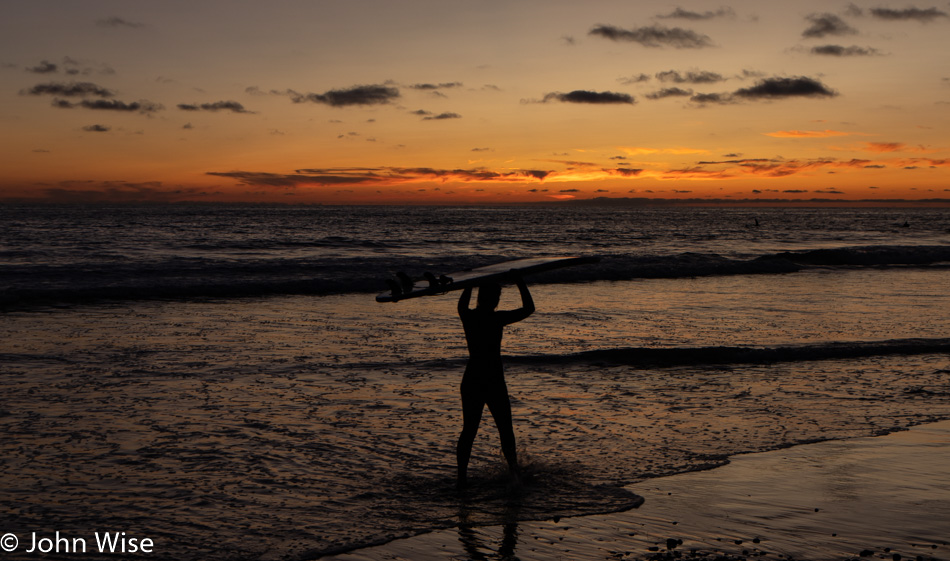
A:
325,420,950,561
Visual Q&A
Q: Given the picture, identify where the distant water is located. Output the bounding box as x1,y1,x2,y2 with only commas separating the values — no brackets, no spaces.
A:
2,204,949,308
2,204,950,560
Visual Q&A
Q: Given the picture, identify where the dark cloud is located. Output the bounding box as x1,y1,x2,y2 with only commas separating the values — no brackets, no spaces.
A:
206,171,370,188
689,77,837,105
177,101,254,113
541,90,636,104
615,168,644,176
657,7,735,20
870,7,948,21
734,76,837,99
24,81,114,97
471,147,492,152
284,84,400,107
208,167,553,188
96,16,145,28
27,60,58,74
699,158,776,164
645,87,694,99
82,124,110,132
422,112,462,120
690,92,735,105
589,24,714,48
408,82,463,90
811,45,881,56
656,70,725,84
54,99,163,114
802,13,858,38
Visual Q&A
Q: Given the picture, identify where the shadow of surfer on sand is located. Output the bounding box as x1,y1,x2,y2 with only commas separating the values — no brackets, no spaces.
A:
456,276,534,491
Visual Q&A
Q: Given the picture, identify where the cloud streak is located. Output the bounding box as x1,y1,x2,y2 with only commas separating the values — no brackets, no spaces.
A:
870,7,948,22
589,24,714,48
692,76,838,105
645,87,694,99
408,82,463,90
24,81,115,97
657,7,735,20
690,157,877,178
96,16,146,28
538,90,636,104
27,60,58,74
421,112,462,120
735,77,837,98
281,84,400,107
656,70,725,84
53,99,163,114
208,167,555,188
811,45,882,56
177,101,254,114
206,164,659,190
802,13,858,38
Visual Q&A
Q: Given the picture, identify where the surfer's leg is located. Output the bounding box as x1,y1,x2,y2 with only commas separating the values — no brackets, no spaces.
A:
457,382,484,488
485,386,518,476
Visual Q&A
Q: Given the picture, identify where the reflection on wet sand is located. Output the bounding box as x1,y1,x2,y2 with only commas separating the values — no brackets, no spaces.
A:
327,420,950,561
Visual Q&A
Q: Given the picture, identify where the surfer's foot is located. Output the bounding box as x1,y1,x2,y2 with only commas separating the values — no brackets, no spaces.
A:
506,468,523,492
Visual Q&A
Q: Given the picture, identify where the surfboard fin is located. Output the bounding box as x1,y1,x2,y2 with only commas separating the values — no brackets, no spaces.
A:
396,271,415,293
385,278,403,299
424,272,439,289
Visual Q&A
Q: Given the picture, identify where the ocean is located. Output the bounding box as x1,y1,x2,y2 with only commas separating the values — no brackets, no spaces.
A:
2,204,949,560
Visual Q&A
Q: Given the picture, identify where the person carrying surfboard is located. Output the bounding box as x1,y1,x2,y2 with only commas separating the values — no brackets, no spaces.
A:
456,275,534,490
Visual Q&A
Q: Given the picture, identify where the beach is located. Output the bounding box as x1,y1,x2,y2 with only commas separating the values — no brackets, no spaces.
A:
326,420,950,561
2,205,949,560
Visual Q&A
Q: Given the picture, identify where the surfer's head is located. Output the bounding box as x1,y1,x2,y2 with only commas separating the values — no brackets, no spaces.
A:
476,283,501,310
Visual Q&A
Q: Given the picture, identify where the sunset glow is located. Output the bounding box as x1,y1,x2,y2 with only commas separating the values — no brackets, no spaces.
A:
2,1,949,204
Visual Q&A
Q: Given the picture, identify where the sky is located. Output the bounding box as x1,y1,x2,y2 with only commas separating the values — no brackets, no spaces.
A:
1,0,949,204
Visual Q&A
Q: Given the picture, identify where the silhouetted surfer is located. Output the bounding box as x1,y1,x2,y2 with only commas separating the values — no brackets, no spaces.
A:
456,277,534,490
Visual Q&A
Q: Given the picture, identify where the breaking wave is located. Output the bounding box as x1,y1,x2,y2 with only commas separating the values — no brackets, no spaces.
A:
3,244,949,309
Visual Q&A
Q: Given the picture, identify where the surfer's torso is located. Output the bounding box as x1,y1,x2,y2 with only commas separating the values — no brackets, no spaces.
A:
460,307,509,375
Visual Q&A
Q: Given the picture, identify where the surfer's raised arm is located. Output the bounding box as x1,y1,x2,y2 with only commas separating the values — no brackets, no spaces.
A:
493,276,534,325
515,276,535,317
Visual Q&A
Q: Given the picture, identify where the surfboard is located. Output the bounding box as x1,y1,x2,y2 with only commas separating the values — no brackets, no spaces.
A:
376,255,599,302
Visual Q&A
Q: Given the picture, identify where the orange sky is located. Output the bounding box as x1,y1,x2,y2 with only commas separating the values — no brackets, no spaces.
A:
2,1,949,204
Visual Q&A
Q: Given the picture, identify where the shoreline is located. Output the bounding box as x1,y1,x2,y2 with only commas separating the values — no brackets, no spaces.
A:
320,419,950,561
